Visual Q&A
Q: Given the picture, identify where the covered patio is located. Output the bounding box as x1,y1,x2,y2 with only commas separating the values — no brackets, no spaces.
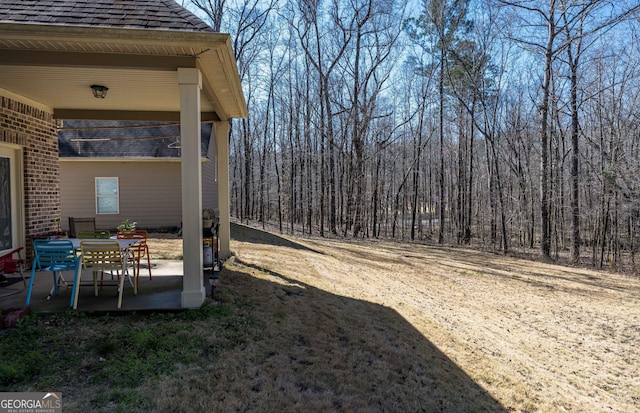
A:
0,257,197,313
0,1,247,310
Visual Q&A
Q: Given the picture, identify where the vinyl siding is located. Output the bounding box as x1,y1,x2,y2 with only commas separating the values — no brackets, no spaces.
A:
60,160,183,231
202,133,218,214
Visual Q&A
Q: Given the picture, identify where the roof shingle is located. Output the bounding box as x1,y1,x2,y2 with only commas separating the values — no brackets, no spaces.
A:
0,0,214,32
58,120,212,158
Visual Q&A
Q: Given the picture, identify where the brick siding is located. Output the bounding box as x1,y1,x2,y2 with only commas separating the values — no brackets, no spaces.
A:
0,95,60,244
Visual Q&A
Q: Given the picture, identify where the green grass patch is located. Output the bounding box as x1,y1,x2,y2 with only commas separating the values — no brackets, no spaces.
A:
0,297,258,411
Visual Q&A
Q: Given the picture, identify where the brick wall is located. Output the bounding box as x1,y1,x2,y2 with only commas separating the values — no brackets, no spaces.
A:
0,95,60,238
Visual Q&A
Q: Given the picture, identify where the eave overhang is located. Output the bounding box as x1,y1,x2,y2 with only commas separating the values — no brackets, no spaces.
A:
0,23,248,121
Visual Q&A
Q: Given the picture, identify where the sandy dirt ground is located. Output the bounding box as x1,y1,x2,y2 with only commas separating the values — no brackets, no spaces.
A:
222,223,640,412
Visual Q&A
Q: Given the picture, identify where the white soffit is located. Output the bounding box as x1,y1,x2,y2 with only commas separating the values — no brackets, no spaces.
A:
0,24,248,120
0,66,192,112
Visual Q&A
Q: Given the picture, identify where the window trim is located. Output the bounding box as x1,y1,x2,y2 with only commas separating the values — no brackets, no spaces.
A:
0,143,24,255
95,177,120,215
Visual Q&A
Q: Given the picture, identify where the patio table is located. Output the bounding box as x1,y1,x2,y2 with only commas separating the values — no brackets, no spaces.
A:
69,238,139,250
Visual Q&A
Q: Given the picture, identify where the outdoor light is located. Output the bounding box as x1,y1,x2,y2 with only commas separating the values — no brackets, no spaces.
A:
90,84,109,99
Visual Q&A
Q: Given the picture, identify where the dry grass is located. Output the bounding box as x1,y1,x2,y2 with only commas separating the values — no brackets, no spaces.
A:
146,232,183,260
8,226,637,411
140,224,640,411
178,223,638,412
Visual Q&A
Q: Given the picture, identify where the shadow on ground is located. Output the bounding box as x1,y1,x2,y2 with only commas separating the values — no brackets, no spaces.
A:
231,222,323,254
160,225,510,412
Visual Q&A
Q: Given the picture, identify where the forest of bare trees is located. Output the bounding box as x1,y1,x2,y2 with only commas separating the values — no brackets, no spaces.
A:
185,0,640,270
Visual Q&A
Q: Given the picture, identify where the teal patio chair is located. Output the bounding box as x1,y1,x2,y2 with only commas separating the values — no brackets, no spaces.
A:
26,239,80,306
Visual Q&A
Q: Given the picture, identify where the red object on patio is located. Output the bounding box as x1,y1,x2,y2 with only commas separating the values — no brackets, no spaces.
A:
0,247,26,298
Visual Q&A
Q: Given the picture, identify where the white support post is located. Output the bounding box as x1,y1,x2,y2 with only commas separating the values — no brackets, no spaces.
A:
214,120,231,259
178,67,206,309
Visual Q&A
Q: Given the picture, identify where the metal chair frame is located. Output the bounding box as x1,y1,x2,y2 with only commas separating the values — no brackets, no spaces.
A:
71,240,135,309
117,230,151,288
26,240,79,305
77,230,111,239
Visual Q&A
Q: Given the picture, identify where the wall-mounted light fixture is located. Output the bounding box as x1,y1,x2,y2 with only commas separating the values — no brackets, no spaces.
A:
90,84,109,99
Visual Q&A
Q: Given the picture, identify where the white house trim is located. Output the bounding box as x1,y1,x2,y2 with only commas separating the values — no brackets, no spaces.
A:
215,121,231,259
178,67,206,309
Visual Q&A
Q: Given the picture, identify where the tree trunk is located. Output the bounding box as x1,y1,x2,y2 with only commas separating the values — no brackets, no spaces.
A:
539,1,556,259
438,48,446,244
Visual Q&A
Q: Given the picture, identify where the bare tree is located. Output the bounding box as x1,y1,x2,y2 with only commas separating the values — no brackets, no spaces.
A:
406,0,472,244
286,0,355,235
560,0,640,263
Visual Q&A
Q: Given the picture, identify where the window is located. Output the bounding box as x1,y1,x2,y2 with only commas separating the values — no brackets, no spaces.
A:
96,177,119,214
0,156,12,250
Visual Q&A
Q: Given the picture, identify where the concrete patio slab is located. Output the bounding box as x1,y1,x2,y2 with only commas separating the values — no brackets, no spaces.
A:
0,259,200,314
